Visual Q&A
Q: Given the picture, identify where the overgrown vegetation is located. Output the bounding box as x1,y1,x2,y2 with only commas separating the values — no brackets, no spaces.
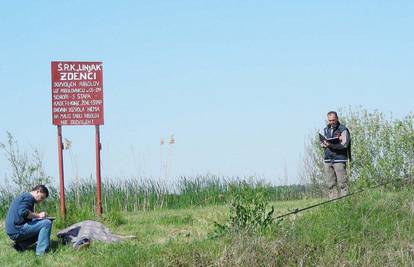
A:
1,177,309,229
214,187,414,266
1,188,413,266
213,182,275,236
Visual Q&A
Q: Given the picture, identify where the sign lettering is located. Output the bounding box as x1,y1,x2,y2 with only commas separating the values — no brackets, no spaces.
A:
51,61,104,125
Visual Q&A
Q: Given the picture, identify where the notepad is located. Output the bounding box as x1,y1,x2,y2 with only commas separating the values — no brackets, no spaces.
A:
319,133,340,144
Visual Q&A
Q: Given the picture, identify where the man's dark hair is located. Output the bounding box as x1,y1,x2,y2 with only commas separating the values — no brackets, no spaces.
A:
32,185,49,198
327,111,338,118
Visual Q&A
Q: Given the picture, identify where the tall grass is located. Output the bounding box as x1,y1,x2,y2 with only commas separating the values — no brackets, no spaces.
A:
0,175,313,223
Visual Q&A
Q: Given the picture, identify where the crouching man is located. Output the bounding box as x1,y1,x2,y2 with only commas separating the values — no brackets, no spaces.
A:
5,185,52,256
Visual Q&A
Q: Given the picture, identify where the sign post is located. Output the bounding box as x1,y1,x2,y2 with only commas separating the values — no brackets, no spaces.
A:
51,61,104,217
95,125,102,215
57,125,66,217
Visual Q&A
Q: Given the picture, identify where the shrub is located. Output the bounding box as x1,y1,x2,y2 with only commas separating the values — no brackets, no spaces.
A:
213,182,275,236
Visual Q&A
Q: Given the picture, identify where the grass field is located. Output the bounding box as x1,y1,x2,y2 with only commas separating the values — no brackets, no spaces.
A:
1,187,414,266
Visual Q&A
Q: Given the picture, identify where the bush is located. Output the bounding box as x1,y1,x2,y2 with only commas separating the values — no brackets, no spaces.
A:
213,182,275,236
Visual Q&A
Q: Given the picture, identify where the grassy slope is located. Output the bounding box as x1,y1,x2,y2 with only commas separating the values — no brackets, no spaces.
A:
278,189,414,266
1,190,413,266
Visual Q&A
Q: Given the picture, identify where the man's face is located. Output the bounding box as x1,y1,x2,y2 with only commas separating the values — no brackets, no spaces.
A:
33,191,47,203
327,114,338,127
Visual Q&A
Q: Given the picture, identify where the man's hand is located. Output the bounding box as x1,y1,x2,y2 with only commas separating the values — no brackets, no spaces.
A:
323,140,330,147
27,211,47,219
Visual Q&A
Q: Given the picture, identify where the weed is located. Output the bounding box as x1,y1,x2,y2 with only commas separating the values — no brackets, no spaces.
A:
213,182,275,236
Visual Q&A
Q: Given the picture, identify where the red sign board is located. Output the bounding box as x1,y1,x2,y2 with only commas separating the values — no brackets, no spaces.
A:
51,61,104,125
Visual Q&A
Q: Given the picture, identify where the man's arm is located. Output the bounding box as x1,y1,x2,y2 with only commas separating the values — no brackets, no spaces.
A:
15,197,32,224
16,196,46,222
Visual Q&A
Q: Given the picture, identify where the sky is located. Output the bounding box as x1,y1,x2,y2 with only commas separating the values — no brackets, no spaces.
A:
0,1,413,186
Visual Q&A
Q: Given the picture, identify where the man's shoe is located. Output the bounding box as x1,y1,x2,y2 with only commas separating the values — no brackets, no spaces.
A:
13,242,24,252
328,191,338,200
339,189,349,197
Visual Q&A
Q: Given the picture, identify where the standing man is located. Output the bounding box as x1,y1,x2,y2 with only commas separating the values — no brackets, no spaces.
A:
5,185,53,256
321,111,351,199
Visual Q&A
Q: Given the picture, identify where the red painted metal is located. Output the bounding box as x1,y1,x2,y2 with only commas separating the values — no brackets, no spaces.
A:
57,125,66,218
95,125,103,215
51,61,104,126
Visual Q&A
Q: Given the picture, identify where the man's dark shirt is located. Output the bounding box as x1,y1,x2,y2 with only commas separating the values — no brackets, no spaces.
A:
5,192,35,239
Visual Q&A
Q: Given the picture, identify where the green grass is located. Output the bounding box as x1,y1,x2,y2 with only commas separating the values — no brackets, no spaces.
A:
1,188,413,266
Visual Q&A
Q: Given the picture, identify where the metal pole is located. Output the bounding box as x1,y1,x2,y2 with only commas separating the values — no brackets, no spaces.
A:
95,125,103,215
57,125,66,218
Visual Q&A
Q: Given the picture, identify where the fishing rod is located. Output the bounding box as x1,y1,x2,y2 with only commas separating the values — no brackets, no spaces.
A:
275,177,407,220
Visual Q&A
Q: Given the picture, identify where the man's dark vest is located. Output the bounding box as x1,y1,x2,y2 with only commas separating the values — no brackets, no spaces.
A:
323,123,349,162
